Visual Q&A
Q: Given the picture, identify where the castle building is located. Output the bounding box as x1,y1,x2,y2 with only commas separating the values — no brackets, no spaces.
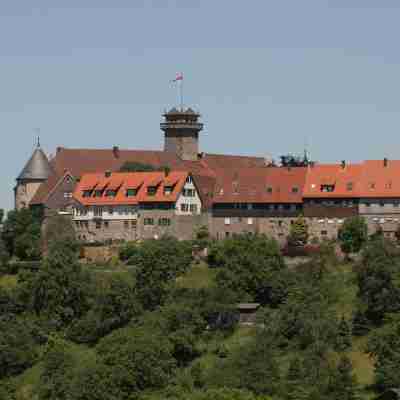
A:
15,106,400,244
72,171,205,242
15,142,53,210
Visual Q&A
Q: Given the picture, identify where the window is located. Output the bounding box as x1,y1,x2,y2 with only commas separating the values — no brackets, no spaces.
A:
131,220,137,228
321,230,328,236
94,190,103,197
224,218,231,225
82,190,92,198
95,221,101,229
248,218,253,225
266,187,273,194
190,204,198,213
186,175,193,184
158,218,171,226
94,207,103,217
105,190,117,197
346,182,353,191
108,207,114,215
278,220,283,227
126,189,137,197
75,222,80,228
380,201,385,208
64,192,72,198
394,202,399,208
181,203,189,212
144,218,154,226
292,187,299,193
183,189,195,197
104,221,109,229
124,221,129,229
320,185,335,193
147,186,157,196
164,186,173,195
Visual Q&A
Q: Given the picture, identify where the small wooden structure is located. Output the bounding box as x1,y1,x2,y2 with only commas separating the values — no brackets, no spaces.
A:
377,389,400,400
236,303,261,325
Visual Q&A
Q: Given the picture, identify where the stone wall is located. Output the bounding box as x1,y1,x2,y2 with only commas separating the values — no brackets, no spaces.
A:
74,211,208,242
15,180,43,210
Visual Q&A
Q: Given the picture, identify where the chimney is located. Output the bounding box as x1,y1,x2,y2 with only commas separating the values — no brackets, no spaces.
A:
341,160,346,169
384,157,388,167
105,170,112,178
113,146,120,159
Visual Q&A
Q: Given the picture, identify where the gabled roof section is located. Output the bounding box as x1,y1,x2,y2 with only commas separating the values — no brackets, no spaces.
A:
29,147,264,205
18,146,53,181
73,171,189,206
303,163,362,198
359,159,400,198
212,167,307,204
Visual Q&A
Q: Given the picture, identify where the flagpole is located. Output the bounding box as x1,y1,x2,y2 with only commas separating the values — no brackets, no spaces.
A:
179,77,183,110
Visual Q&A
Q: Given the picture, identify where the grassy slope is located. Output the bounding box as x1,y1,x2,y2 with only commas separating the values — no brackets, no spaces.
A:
9,260,376,399
180,261,376,398
0,274,18,289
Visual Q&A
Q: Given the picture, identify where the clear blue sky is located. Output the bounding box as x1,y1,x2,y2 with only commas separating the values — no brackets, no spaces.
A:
2,0,400,211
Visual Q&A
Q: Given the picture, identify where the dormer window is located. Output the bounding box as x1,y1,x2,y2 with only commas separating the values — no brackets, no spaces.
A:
105,190,117,197
320,184,335,193
82,190,92,198
266,187,273,194
147,186,157,196
94,190,103,197
126,188,137,197
292,187,299,194
164,186,173,196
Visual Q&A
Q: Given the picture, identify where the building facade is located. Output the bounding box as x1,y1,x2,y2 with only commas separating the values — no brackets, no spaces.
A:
72,171,205,242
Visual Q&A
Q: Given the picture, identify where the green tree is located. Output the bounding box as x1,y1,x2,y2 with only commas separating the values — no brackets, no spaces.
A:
0,318,37,379
355,239,400,325
131,236,192,310
68,273,142,344
0,236,9,274
338,216,368,258
97,325,176,397
208,335,281,396
38,337,75,400
213,234,287,306
287,215,309,247
335,316,352,352
367,320,400,391
20,230,91,327
2,208,42,260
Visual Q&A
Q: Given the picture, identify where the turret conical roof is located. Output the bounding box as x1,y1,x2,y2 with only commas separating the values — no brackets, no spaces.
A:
17,146,52,181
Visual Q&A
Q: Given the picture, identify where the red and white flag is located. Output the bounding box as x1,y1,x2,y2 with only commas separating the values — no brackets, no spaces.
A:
171,72,183,82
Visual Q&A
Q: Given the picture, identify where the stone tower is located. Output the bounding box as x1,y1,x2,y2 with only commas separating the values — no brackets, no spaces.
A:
15,142,52,210
161,107,204,161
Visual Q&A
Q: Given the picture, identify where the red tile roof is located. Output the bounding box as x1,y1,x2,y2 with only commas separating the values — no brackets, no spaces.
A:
212,167,307,204
303,163,363,198
31,147,264,205
73,171,188,206
359,160,400,198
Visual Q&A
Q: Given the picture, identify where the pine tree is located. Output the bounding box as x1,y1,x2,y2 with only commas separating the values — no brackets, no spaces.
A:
287,216,309,247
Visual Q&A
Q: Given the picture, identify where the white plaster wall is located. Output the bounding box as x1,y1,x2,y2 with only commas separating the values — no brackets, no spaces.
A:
175,180,202,215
